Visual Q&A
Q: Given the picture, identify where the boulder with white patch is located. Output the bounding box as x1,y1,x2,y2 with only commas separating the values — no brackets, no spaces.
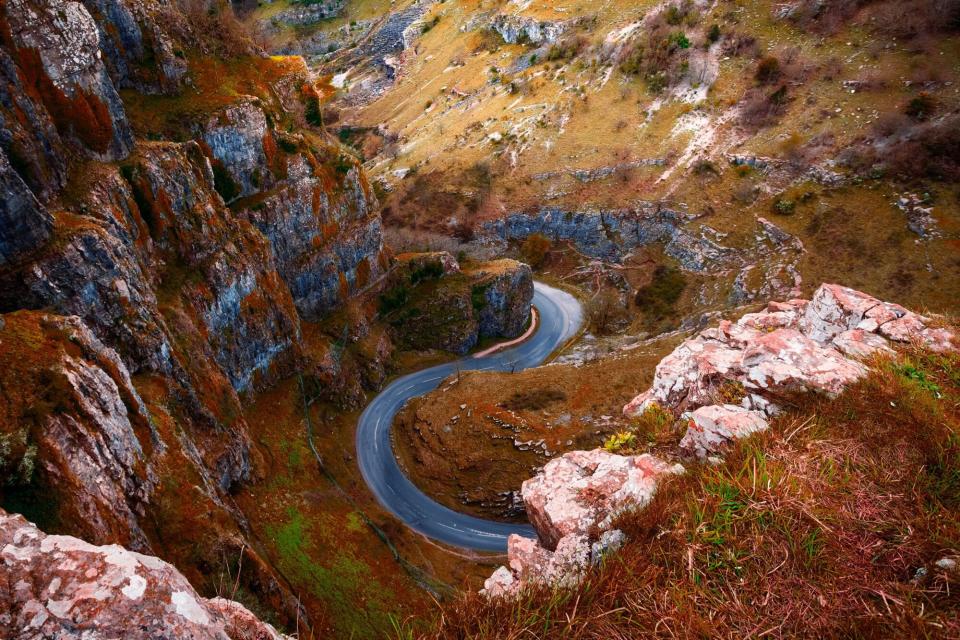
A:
0,509,288,639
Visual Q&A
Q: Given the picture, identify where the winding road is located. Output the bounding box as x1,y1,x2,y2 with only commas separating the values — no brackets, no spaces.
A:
356,282,584,552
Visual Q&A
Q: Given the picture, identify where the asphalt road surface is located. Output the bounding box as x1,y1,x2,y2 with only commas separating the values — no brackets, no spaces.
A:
355,281,584,551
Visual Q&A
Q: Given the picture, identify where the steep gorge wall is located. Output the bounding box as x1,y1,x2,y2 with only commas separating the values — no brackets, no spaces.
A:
0,0,386,633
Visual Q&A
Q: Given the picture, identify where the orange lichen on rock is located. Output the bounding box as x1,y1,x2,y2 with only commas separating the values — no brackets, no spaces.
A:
15,48,115,154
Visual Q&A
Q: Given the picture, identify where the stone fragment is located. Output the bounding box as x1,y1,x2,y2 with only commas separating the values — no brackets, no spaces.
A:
680,404,769,459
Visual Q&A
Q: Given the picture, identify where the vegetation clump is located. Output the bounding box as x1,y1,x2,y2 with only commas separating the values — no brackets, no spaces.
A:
634,265,687,329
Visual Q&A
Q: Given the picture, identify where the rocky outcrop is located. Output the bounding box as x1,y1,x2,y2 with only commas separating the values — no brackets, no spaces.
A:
271,0,345,28
0,312,159,551
242,157,386,319
203,99,271,201
472,259,534,339
624,283,956,449
0,509,288,639
483,207,736,270
482,449,683,598
485,284,955,597
3,0,134,161
490,14,569,45
80,0,187,94
385,256,533,354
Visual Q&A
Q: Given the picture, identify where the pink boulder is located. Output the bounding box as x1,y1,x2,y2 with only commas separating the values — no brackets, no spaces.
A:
521,450,683,550
680,404,769,459
0,510,287,639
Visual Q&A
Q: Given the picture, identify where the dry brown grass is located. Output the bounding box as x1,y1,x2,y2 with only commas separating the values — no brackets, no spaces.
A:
399,346,960,639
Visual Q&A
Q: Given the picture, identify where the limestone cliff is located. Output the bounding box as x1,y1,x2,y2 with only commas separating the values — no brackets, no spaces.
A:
0,0,387,633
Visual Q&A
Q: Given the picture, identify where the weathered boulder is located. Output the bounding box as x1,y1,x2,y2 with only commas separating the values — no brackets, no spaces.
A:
522,449,684,550
483,449,682,597
680,404,770,459
0,509,288,639
626,283,955,419
800,283,955,352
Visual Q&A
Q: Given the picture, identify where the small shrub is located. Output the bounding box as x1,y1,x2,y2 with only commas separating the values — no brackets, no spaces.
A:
634,265,687,328
669,32,691,49
603,431,637,453
409,260,444,285
772,198,796,215
755,56,781,84
904,91,936,120
378,285,409,315
707,24,721,43
519,234,552,269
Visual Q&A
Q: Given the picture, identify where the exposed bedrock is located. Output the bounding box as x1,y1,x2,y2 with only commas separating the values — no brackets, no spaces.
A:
0,509,290,639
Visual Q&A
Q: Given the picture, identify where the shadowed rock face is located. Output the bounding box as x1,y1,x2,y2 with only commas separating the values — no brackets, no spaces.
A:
386,256,534,355
80,0,187,94
0,509,288,639
0,149,51,266
0,312,159,551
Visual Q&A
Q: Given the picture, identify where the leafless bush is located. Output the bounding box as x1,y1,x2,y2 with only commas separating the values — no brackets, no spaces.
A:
174,0,260,57
587,289,629,335
739,85,790,128
722,32,758,57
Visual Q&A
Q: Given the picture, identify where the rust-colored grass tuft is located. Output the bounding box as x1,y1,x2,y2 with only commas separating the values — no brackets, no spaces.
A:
403,345,960,639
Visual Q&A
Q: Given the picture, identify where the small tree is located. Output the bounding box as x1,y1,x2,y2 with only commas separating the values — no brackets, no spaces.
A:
519,234,552,269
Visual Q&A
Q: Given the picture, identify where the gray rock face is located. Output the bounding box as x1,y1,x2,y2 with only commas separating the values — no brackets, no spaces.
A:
7,215,175,377
0,47,70,201
81,0,187,94
0,509,288,639
474,261,534,339
242,153,386,319
0,148,52,266
203,99,271,200
4,0,134,160
484,207,735,270
272,0,345,27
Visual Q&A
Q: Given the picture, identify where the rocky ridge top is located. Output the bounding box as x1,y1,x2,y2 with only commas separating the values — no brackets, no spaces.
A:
483,283,956,597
